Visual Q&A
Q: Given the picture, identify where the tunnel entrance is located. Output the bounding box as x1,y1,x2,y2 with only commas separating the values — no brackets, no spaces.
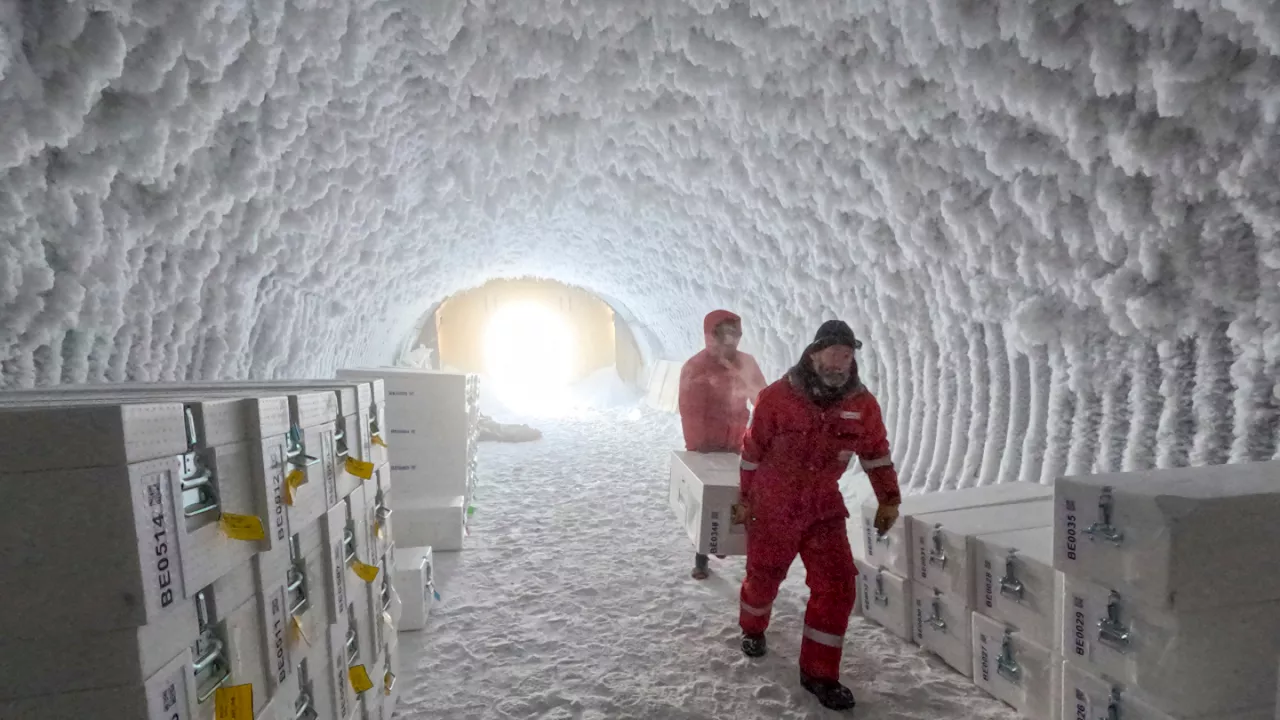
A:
410,278,644,415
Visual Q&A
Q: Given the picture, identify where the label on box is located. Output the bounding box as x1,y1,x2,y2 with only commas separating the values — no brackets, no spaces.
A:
267,439,289,543
221,514,266,541
1067,592,1090,660
264,584,290,686
147,653,192,720
321,430,338,508
352,559,380,584
142,468,183,613
214,684,254,720
284,469,306,506
349,665,373,693
346,457,375,480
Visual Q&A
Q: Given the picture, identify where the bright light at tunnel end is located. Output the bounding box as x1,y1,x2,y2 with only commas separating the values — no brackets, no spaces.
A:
483,301,578,416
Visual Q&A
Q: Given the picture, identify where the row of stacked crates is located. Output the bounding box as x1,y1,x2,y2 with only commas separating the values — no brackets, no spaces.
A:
336,368,478,555
848,461,1280,720
0,379,406,720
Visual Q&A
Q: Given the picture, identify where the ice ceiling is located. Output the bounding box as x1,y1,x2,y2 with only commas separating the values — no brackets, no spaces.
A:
2,1,1278,487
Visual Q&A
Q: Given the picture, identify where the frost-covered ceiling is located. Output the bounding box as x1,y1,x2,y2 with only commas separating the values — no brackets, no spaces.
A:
2,0,1278,487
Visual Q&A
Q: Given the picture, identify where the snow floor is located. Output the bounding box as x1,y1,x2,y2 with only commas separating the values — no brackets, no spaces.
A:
393,405,1020,719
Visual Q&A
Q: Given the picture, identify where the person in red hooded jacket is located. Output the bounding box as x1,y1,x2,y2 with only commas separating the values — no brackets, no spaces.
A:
734,320,901,712
677,309,767,580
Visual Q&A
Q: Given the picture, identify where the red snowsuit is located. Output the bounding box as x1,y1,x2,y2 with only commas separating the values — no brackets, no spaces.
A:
738,370,901,681
677,310,767,453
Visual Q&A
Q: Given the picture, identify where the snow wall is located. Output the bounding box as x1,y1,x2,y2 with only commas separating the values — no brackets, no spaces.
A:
2,1,1279,491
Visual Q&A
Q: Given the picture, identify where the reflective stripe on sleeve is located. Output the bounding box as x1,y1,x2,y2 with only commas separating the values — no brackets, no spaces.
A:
802,625,844,648
860,455,893,471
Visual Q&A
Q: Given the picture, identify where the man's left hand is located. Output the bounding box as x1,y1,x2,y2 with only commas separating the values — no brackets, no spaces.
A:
731,503,750,525
874,503,900,535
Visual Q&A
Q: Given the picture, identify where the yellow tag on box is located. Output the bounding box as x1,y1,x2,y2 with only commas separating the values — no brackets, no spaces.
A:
291,614,311,646
345,456,375,480
351,559,380,583
349,665,374,693
372,434,388,448
214,684,254,720
220,514,265,541
284,469,306,506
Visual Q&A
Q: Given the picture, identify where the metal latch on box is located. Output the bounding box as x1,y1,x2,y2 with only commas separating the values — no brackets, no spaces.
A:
343,524,357,564
295,658,317,720
345,625,359,665
927,589,947,631
288,535,310,617
286,426,319,469
996,628,1021,682
1103,687,1123,720
872,568,890,607
1085,486,1124,546
192,590,231,703
381,570,393,615
180,407,221,519
334,418,350,459
1097,590,1131,649
928,524,947,568
998,549,1025,601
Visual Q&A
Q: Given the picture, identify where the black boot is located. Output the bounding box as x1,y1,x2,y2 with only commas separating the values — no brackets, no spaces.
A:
691,553,710,580
800,672,857,711
741,633,767,658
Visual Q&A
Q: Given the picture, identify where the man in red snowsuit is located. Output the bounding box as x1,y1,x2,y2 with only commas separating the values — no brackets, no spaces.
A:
677,309,767,580
734,320,901,711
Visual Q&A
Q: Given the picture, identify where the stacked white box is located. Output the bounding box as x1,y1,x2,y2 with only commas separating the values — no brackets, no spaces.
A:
394,545,436,631
1060,660,1276,720
0,378,405,720
336,367,478,505
667,451,748,556
395,495,467,552
859,482,1054,581
1053,461,1280,719
972,610,1061,720
855,479,1054,640
854,556,912,640
906,501,1053,676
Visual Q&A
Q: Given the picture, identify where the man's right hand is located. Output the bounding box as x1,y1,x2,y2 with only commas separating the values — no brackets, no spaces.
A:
731,503,751,526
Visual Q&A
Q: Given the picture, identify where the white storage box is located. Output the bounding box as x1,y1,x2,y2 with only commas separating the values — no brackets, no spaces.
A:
841,472,877,561
668,451,747,556
911,581,973,677
0,647,196,720
854,556,913,640
288,420,340,531
0,584,197,700
393,495,467,552
1054,460,1280,611
974,526,1063,652
0,401,188,472
1062,572,1280,715
394,546,435,632
911,501,1054,605
364,467,394,560
972,611,1059,720
178,440,269,599
0,455,189,633
862,481,1054,580
1060,660,1276,720
342,492,378,667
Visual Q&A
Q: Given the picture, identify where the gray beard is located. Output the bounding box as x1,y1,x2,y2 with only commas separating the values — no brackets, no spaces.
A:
818,371,848,388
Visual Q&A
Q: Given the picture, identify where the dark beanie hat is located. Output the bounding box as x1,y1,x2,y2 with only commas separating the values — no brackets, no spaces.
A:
810,319,861,351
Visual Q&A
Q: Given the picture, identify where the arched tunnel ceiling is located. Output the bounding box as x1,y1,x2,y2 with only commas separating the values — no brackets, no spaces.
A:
2,1,1279,487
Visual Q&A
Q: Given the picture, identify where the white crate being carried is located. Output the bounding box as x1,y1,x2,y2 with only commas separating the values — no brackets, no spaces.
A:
668,451,746,557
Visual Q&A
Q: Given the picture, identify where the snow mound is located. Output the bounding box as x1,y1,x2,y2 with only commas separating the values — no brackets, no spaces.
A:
1,2,1278,482
398,408,1020,719
570,366,642,409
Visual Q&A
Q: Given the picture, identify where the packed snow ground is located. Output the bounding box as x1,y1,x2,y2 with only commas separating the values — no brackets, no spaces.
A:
393,405,1018,720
